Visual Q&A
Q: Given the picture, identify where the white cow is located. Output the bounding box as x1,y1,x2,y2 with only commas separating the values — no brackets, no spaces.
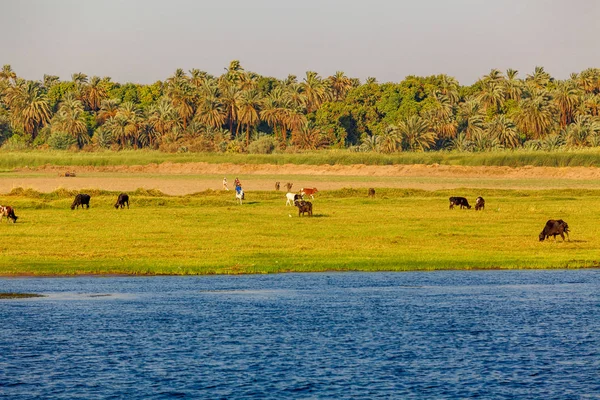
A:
286,192,303,206
236,188,245,205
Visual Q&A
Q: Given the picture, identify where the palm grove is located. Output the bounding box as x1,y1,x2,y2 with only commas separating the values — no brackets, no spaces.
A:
1,61,600,153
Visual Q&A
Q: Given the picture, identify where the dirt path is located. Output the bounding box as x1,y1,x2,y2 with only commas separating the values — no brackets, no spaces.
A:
2,163,600,195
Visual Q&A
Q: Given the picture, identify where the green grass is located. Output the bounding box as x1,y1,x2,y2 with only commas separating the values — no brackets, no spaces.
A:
5,148,600,168
1,188,599,275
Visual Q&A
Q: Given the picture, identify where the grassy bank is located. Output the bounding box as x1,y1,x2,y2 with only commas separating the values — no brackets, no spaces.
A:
1,188,599,275
4,149,600,169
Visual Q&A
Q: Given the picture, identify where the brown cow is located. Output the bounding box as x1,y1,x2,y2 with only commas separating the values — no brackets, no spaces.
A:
300,187,319,199
285,182,293,192
368,188,376,197
294,199,313,217
275,182,281,191
475,196,485,211
539,219,570,242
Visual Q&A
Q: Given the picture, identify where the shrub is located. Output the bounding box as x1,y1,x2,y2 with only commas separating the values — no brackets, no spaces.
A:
248,136,276,154
47,131,77,150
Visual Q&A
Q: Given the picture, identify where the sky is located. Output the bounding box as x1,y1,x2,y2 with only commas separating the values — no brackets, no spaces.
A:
1,0,599,85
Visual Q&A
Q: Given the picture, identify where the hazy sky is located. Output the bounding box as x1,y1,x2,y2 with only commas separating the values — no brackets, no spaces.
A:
1,0,598,84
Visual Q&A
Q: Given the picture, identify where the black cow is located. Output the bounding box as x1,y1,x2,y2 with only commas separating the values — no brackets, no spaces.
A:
294,199,313,217
114,193,129,209
449,196,471,209
0,206,18,223
475,196,485,211
71,194,91,210
368,188,376,198
539,219,570,242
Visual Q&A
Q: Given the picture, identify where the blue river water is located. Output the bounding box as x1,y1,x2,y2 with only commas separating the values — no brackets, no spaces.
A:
1,270,599,399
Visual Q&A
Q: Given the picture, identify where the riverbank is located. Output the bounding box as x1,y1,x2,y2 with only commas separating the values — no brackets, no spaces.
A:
1,188,598,276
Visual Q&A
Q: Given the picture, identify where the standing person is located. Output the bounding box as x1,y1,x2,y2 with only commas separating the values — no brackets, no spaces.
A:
223,177,229,191
234,177,244,200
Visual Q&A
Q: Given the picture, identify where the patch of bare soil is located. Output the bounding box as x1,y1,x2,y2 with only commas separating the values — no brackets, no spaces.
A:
3,163,600,195
17,162,600,179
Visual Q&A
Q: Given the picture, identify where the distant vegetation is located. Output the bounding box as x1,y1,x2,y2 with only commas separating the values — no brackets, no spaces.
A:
5,149,600,169
2,62,600,154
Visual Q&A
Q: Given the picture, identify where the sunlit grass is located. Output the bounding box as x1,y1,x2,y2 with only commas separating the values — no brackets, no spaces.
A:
4,148,600,168
1,188,599,275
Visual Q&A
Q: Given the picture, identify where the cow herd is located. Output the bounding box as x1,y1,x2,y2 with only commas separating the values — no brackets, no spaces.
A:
0,184,572,242
449,195,570,242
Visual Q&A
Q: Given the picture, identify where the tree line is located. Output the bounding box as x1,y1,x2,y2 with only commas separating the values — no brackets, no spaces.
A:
1,61,600,153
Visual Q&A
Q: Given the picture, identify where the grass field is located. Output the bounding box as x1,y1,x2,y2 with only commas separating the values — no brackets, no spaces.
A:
1,188,599,276
5,148,600,169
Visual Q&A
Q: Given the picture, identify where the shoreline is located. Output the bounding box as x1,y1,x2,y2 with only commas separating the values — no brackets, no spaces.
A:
1,265,598,278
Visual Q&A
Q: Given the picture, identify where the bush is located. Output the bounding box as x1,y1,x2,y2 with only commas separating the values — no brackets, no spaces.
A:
47,131,77,150
248,136,275,154
1,134,29,151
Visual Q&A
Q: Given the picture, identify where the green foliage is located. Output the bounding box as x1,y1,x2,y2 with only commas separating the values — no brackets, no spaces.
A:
47,131,77,150
3,64,600,152
248,135,275,154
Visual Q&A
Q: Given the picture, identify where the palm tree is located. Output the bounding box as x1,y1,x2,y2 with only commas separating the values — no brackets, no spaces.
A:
553,80,580,127
42,74,60,89
4,80,51,139
96,98,120,125
504,69,523,101
71,72,88,86
237,90,261,147
377,125,402,153
221,84,242,136
457,99,485,139
426,92,457,139
0,65,17,83
438,74,460,105
82,76,108,111
295,121,326,150
166,80,195,129
565,115,600,147
301,71,331,113
396,116,437,151
51,95,89,147
514,92,556,139
329,71,352,101
194,89,226,130
478,80,505,113
486,115,520,149
526,66,552,89
147,98,178,139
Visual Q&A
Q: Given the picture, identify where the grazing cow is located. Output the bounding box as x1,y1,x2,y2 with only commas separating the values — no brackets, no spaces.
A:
285,182,293,192
300,187,319,199
0,206,18,223
368,188,376,198
475,196,485,211
114,193,130,209
286,192,303,206
449,196,471,209
539,219,570,242
275,182,280,191
236,187,245,205
294,199,313,217
71,194,91,210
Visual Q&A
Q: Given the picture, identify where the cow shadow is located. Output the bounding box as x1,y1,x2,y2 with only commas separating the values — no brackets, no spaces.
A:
310,214,329,218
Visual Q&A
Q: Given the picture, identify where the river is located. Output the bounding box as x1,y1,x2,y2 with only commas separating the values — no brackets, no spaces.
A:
1,270,599,399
